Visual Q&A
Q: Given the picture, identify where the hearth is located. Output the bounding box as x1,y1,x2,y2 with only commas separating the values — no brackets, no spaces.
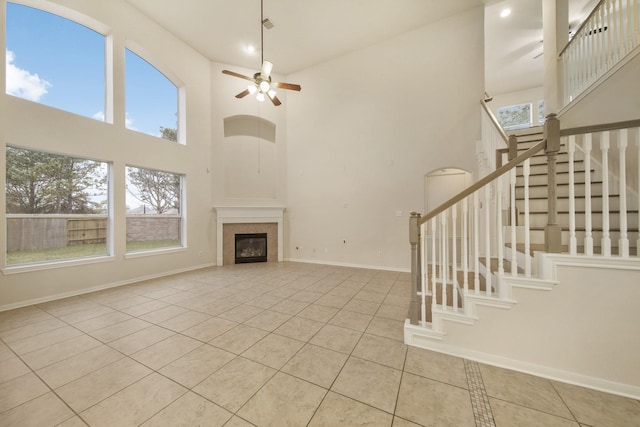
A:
235,233,268,263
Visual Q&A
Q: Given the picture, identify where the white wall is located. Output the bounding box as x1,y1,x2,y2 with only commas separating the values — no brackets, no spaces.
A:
1,0,213,309
285,7,485,271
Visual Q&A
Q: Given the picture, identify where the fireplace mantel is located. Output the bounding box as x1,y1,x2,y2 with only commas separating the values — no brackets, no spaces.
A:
213,206,285,265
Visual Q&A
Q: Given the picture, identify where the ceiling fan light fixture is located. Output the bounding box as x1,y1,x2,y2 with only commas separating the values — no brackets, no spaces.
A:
247,84,257,94
256,93,266,102
259,80,271,93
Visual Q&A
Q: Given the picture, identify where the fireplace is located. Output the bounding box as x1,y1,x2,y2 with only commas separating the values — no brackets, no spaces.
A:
235,233,268,264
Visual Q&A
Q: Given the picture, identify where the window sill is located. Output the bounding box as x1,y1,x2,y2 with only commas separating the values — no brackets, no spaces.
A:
2,255,114,275
124,246,186,259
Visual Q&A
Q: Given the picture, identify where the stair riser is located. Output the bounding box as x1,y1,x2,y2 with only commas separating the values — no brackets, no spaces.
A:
517,162,586,175
524,212,639,229
528,229,639,245
516,172,588,186
516,183,603,198
519,197,623,212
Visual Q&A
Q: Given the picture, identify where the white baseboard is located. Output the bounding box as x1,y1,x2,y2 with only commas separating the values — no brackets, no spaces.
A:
405,320,640,400
0,262,215,312
285,257,410,273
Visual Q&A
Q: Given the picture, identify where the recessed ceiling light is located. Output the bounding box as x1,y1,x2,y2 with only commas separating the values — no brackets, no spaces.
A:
500,8,511,18
246,44,256,53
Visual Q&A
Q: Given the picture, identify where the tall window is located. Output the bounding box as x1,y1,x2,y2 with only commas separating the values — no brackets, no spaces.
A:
125,49,179,142
5,2,105,120
125,166,183,253
5,146,109,266
497,103,532,130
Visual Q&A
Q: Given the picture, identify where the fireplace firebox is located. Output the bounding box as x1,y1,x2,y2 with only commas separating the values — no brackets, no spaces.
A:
235,233,268,264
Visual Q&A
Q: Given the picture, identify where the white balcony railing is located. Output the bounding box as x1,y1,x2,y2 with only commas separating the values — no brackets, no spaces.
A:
560,0,640,106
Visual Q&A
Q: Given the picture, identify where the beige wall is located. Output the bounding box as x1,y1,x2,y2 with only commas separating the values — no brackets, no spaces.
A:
285,7,485,270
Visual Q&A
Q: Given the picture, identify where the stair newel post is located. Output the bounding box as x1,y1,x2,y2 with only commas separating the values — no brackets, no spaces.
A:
568,135,578,255
544,114,563,253
618,129,629,258
508,135,518,161
601,131,612,256
409,212,421,325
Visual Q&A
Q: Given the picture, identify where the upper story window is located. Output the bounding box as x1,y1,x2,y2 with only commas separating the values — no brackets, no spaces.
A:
5,146,110,266
5,2,106,121
125,48,180,143
497,102,532,131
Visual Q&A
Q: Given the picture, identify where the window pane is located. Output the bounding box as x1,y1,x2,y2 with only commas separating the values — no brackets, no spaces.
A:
5,2,105,120
497,103,532,130
125,49,178,141
126,166,182,252
538,100,545,125
5,146,109,266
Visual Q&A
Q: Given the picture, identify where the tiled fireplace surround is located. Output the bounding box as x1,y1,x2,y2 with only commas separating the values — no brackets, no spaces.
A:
214,207,284,266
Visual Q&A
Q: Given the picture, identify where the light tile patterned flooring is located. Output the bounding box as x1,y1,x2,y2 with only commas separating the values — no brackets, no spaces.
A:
1,261,639,426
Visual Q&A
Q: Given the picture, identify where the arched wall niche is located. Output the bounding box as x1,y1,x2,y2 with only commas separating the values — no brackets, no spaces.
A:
223,115,276,143
222,115,277,199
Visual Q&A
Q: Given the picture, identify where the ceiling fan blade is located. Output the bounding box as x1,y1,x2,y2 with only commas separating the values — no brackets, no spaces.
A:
235,89,251,99
268,92,281,106
222,70,254,81
275,82,301,91
261,61,273,80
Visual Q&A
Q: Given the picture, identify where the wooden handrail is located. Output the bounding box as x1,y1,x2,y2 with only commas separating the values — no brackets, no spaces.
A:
560,119,640,137
481,99,509,144
558,0,606,57
419,140,547,226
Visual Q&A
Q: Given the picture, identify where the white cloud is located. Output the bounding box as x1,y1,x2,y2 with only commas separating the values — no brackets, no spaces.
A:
5,49,52,102
125,113,137,130
92,111,105,121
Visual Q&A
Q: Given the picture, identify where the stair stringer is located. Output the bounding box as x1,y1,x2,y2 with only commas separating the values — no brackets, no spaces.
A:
406,271,557,341
404,252,640,399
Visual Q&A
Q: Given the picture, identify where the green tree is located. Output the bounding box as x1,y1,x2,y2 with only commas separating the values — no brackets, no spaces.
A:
160,126,177,142
6,147,106,214
127,167,180,214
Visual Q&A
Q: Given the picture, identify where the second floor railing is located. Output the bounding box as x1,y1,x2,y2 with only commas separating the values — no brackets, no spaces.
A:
560,0,640,106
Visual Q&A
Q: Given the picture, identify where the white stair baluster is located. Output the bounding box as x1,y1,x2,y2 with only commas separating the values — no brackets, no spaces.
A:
584,134,594,255
463,197,469,294
485,184,492,296
601,131,612,256
420,223,427,324
636,128,640,257
618,129,629,257
473,192,480,294
441,213,448,310
452,204,458,312
430,219,437,320
510,168,517,276
523,158,531,277
568,135,578,255
497,175,504,275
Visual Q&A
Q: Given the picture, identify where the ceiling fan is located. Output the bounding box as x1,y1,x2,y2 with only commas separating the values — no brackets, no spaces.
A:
222,0,301,106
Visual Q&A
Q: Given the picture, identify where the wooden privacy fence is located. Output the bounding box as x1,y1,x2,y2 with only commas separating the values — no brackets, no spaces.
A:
7,215,180,252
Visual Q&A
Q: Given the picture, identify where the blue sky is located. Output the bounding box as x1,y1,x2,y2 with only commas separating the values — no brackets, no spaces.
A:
5,2,177,138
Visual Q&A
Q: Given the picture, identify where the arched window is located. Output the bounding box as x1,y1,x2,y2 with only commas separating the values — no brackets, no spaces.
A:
5,2,106,120
125,48,180,143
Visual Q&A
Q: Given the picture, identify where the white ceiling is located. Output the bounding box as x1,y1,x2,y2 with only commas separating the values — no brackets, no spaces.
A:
125,0,599,96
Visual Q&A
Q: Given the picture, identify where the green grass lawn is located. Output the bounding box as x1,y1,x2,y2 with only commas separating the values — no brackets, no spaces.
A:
7,240,181,265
